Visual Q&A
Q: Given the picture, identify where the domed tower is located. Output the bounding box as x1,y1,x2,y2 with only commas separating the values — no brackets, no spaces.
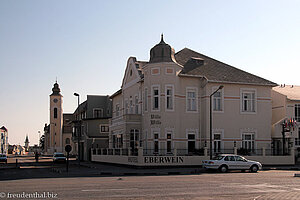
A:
149,34,176,63
49,81,63,153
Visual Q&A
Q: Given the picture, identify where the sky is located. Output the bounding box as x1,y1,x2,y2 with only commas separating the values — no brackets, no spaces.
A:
1,0,300,145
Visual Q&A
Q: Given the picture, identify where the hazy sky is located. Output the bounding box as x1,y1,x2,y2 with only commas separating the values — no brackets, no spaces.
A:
1,0,300,145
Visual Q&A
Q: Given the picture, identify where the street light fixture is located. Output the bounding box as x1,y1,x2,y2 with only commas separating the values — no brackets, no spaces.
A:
73,92,80,165
209,85,224,159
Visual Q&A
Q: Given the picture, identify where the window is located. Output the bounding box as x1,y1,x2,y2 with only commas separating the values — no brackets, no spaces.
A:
135,96,139,114
130,129,140,150
130,98,133,114
213,133,221,153
65,138,70,145
93,109,103,118
295,104,300,122
213,89,222,111
166,86,174,110
241,90,256,112
152,86,160,111
125,100,128,114
54,108,57,119
188,133,195,153
144,88,148,112
100,125,109,133
187,89,197,111
116,104,120,117
242,133,255,152
113,134,123,148
154,133,159,153
167,133,172,153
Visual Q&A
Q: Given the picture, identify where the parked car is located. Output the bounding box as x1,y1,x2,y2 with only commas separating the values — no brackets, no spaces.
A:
0,154,7,163
52,153,66,163
202,154,262,173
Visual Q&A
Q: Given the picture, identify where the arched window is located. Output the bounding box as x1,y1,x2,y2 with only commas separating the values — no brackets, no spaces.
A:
65,138,70,144
54,108,57,119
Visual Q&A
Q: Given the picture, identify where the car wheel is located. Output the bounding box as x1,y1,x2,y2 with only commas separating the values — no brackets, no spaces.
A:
250,165,258,173
219,165,228,173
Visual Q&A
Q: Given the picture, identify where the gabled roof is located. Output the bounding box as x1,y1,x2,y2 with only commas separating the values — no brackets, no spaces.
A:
272,85,300,101
0,126,7,132
175,48,277,86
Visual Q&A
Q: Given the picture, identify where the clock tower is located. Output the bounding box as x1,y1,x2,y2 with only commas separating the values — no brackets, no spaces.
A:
49,81,63,153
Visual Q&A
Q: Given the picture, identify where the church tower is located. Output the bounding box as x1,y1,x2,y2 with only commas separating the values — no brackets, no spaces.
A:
24,135,29,152
49,81,63,153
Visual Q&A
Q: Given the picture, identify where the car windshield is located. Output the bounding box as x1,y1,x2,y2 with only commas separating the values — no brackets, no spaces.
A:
212,156,224,160
54,154,64,157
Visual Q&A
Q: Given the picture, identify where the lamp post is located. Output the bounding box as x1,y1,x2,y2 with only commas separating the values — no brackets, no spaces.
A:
209,85,224,159
74,92,80,165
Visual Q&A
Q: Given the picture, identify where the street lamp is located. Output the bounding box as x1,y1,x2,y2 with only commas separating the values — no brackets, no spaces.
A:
74,92,80,165
209,85,224,159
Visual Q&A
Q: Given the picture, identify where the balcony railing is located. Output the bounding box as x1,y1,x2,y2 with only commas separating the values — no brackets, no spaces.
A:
92,148,291,157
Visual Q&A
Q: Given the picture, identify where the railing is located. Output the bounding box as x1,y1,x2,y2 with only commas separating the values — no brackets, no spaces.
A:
265,149,291,156
144,149,175,156
92,148,135,156
236,148,263,156
92,147,292,157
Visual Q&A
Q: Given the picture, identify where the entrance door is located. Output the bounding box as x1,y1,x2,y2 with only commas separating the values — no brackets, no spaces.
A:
213,133,221,153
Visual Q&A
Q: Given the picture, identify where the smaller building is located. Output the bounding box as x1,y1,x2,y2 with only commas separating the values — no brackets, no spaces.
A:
72,95,112,161
0,126,8,154
272,85,300,158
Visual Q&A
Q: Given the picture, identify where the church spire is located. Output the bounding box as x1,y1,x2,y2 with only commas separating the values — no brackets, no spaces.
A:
51,81,61,96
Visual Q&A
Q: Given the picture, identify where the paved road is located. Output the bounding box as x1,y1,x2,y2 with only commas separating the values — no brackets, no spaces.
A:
1,170,300,199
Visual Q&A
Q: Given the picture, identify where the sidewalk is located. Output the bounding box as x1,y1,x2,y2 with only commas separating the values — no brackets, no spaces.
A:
52,161,204,176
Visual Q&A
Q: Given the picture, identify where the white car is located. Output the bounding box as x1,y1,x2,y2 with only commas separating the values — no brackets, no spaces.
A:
52,153,66,163
202,154,262,173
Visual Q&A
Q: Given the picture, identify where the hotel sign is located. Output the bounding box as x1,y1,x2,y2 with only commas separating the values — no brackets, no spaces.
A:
144,156,184,164
150,114,161,125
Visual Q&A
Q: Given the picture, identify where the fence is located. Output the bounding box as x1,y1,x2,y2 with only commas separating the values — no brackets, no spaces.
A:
92,147,291,157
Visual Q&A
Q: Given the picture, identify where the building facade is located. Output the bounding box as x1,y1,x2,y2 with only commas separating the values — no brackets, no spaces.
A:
0,126,8,154
72,95,112,161
271,85,300,157
108,35,278,161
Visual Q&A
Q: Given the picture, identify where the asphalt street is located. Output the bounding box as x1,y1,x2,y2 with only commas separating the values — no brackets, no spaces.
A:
1,156,300,199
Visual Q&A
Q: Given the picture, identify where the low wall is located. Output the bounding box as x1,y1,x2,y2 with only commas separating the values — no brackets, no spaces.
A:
92,153,295,166
245,155,294,165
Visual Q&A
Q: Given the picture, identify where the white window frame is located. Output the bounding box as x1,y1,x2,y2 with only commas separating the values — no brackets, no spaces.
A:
165,67,175,75
144,88,148,112
165,129,173,154
99,124,109,133
212,86,224,112
93,108,103,118
295,104,300,122
152,85,160,112
186,87,198,112
135,95,139,114
129,97,133,114
241,132,255,151
240,88,257,114
124,99,128,114
115,104,120,117
165,85,174,111
151,67,160,75
213,129,224,153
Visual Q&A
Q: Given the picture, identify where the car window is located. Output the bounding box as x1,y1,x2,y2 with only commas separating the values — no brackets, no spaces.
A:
235,156,245,161
212,156,224,160
225,156,235,161
54,154,64,157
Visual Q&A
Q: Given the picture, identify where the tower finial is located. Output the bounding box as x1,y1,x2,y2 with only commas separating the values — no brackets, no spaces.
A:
56,77,57,83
